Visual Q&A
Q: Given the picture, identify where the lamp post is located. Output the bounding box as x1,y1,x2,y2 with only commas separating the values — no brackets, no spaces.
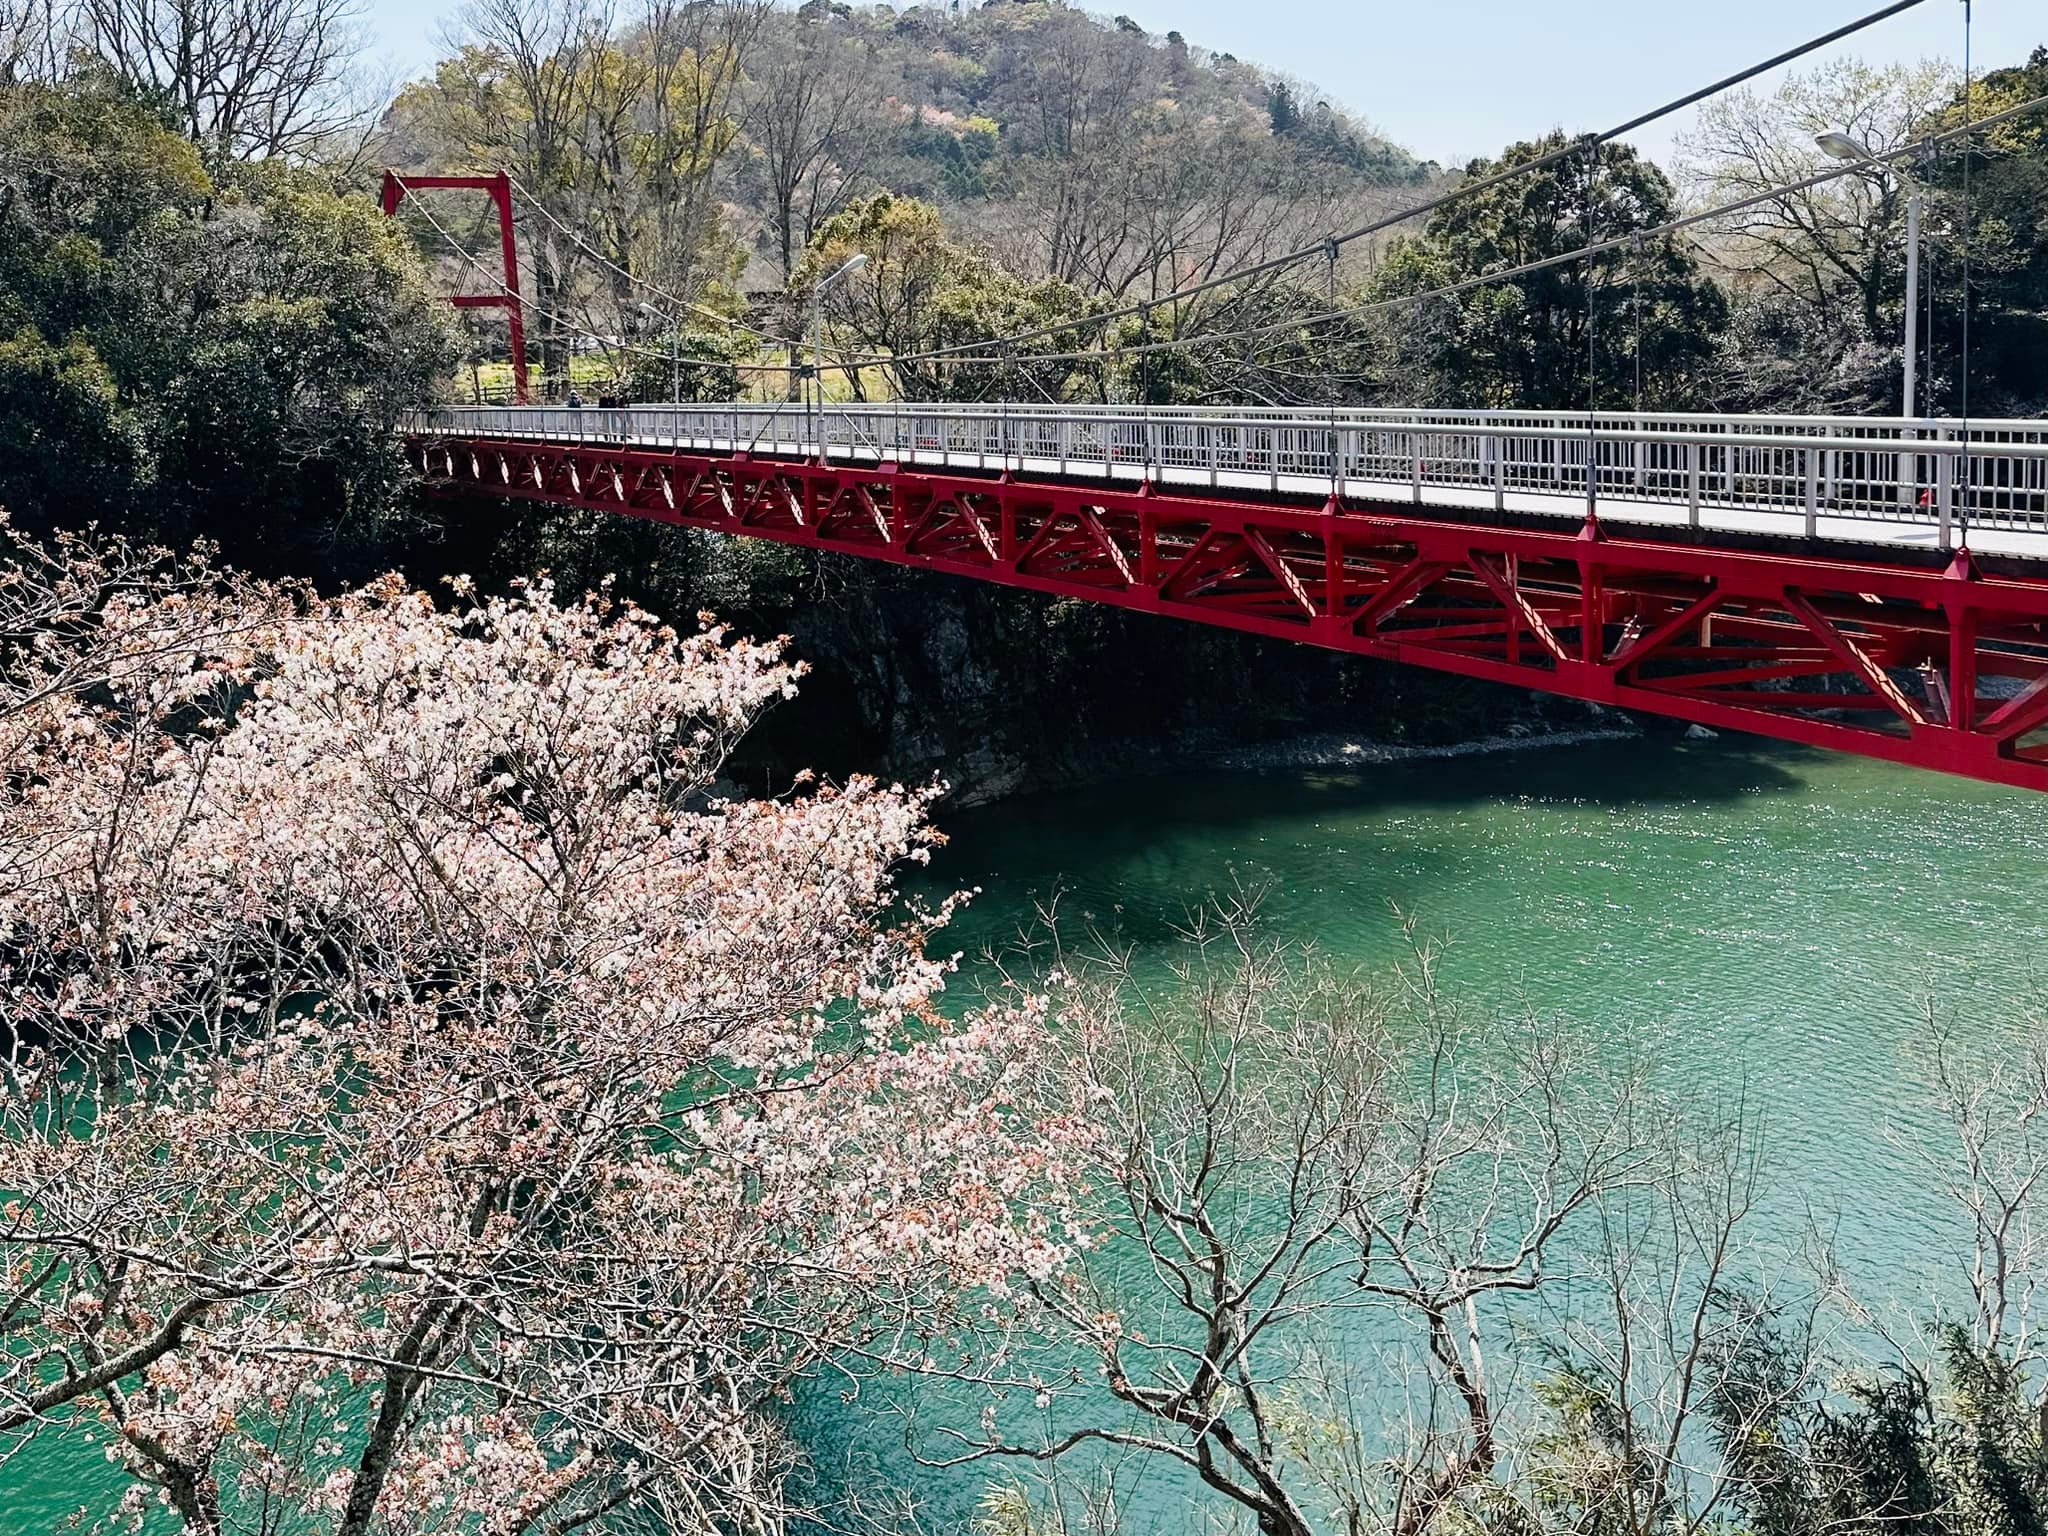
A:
811,254,868,461
1816,131,1923,419
637,302,679,403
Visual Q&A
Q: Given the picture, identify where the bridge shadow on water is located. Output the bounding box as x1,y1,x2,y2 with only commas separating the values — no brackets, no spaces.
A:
913,731,1832,958
954,729,1817,830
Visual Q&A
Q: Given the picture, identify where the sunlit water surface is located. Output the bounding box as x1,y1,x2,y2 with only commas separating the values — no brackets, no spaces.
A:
8,736,2045,1530
794,734,2048,1530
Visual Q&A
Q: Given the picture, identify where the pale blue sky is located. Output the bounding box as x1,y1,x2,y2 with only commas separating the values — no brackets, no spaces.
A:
358,0,2042,165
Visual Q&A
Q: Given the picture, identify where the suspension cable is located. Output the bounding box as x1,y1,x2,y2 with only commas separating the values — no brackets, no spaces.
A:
861,91,2048,375
826,0,1937,375
1632,234,1646,415
1585,138,1601,517
1958,0,1975,544
499,170,807,351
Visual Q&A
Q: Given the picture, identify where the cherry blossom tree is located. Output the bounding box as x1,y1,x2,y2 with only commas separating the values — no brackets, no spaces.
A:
0,525,1083,1533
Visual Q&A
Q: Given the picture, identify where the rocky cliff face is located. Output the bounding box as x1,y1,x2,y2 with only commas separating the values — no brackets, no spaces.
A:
736,558,1609,806
431,501,1609,808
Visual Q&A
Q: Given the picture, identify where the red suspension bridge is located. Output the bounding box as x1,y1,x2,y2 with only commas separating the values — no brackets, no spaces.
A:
407,401,2048,792
384,33,2048,801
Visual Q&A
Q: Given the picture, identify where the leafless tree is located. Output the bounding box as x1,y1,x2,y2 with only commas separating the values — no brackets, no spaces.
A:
432,0,614,387
73,0,378,162
913,902,1704,1536
743,10,890,286
1677,58,1956,341
1525,1114,1831,1536
0,0,66,82
595,0,768,330
986,8,1153,291
961,11,1395,393
426,0,766,392
1903,1018,2048,1368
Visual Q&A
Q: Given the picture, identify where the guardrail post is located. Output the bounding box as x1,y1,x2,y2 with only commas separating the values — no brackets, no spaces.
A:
1938,450,1954,549
1488,433,1504,513
1412,435,1423,505
1803,448,1820,538
1687,441,1700,527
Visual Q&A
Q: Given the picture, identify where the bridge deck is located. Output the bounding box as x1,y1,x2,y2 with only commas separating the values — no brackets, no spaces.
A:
410,403,2048,792
428,402,2048,563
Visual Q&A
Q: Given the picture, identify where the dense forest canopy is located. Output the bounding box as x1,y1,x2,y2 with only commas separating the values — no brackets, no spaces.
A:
0,68,452,566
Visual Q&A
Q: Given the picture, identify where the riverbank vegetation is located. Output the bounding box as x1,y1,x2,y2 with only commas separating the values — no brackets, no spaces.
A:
945,914,2048,1536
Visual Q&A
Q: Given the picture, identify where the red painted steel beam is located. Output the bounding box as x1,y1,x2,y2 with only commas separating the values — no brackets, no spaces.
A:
411,436,2048,792
382,172,529,404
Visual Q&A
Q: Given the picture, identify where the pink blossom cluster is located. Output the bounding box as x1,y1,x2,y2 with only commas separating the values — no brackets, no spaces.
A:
0,533,1088,1534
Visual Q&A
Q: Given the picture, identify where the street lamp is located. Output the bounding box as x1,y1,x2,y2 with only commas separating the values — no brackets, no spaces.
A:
811,253,868,460
1817,131,1923,419
637,301,679,404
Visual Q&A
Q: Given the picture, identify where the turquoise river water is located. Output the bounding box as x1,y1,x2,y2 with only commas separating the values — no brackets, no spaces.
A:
7,732,2046,1529
790,731,2048,1529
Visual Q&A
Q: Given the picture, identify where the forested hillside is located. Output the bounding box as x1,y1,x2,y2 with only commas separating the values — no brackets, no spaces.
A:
380,0,1437,400
370,2,2048,422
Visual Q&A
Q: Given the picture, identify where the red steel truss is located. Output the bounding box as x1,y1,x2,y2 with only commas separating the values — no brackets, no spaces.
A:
382,173,530,404
412,434,2048,791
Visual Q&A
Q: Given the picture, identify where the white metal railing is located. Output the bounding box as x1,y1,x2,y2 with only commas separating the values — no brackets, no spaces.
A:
411,402,2048,552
